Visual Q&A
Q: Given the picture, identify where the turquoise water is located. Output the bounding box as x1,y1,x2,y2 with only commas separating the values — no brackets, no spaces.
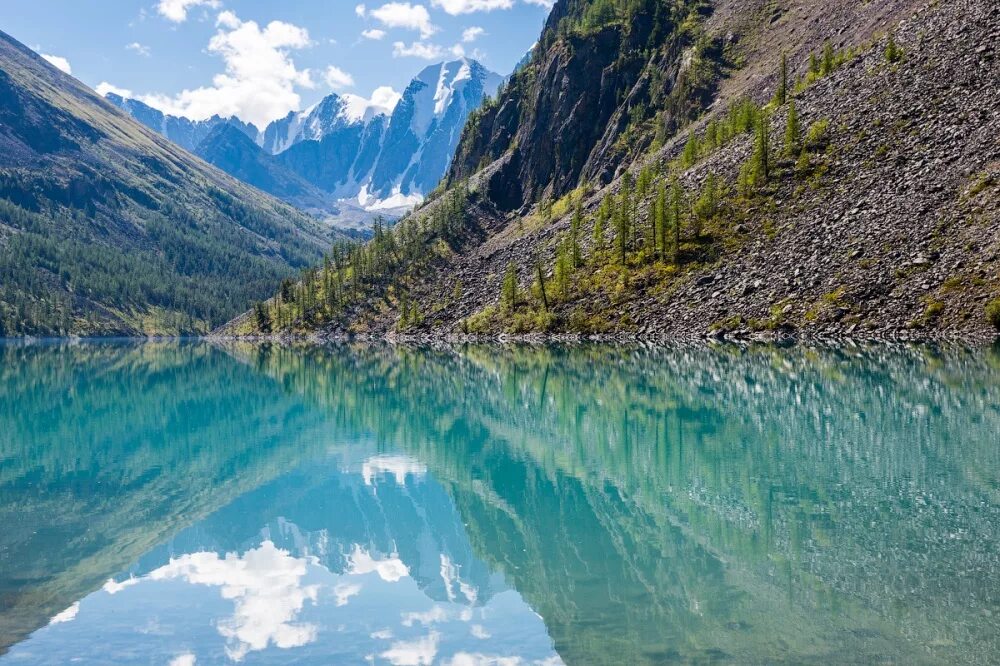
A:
0,341,998,665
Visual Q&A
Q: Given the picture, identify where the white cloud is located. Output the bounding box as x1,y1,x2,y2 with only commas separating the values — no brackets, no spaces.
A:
462,27,485,42
96,82,134,98
470,625,491,639
355,3,368,17
522,0,556,7
333,582,362,607
157,0,221,23
361,28,387,40
40,53,72,74
392,40,446,59
401,605,449,627
324,65,355,89
443,654,524,666
48,602,80,625
346,545,410,582
150,541,320,662
168,654,197,666
431,0,513,14
134,11,315,127
371,3,437,38
369,85,403,111
126,42,151,57
381,632,440,666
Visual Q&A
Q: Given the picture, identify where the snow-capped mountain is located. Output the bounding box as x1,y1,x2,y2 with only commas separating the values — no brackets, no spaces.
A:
106,58,501,228
259,92,395,155
104,93,257,153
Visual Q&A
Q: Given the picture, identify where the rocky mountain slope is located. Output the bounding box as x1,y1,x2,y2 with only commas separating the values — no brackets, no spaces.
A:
192,124,344,222
103,92,258,152
111,58,502,228
222,0,1000,342
0,29,337,336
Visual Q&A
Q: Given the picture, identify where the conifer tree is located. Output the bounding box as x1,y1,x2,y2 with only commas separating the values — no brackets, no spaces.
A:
655,182,668,261
693,173,719,236
822,40,835,75
570,202,583,268
670,177,683,264
776,52,788,105
809,51,821,76
682,131,700,168
784,100,800,157
752,112,771,185
254,302,272,334
885,32,902,63
502,262,518,311
621,173,634,247
554,238,572,299
615,202,628,266
535,259,549,310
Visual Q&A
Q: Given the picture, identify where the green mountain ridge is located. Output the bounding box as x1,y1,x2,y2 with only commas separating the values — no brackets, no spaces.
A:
0,30,341,337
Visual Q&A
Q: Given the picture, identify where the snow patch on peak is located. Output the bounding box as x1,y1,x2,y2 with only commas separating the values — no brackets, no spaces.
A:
434,59,472,116
340,93,391,124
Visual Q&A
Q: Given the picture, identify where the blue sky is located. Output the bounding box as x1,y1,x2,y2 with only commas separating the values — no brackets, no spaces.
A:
3,0,552,127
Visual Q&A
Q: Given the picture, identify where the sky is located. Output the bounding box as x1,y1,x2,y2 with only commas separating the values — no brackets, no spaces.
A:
2,0,553,128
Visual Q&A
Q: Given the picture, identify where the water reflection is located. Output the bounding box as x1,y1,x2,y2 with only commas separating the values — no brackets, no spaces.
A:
1,340,999,664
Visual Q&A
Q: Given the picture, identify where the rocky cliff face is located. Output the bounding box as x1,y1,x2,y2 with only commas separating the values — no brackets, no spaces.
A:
448,0,709,211
193,124,343,221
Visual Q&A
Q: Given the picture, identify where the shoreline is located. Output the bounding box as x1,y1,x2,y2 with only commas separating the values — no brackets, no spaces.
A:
4,328,998,347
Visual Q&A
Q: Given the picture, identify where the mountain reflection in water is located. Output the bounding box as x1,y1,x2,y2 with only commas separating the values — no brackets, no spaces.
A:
1,340,998,664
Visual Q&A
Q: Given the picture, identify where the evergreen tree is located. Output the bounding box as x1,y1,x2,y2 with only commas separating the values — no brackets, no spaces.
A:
655,182,668,262
682,131,700,168
615,202,628,266
254,302,272,334
554,238,572,299
885,32,903,63
535,259,549,310
809,51,821,76
692,173,719,236
784,100,800,157
669,177,683,264
776,52,788,105
570,202,583,268
502,262,519,311
752,112,771,185
822,40,835,75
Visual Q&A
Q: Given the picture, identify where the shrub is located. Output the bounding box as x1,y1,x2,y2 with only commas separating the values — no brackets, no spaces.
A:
805,119,830,149
987,298,1000,331
885,32,903,63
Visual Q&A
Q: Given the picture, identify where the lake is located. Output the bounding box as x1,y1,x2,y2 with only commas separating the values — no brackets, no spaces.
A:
0,340,998,665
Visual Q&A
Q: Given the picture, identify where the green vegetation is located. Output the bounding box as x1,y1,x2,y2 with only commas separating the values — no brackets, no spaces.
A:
784,101,800,157
885,32,904,63
238,186,471,335
987,298,1000,332
775,52,788,106
0,191,324,336
0,33,332,337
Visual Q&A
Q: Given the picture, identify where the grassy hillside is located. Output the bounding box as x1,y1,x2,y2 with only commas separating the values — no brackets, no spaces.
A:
0,30,339,336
